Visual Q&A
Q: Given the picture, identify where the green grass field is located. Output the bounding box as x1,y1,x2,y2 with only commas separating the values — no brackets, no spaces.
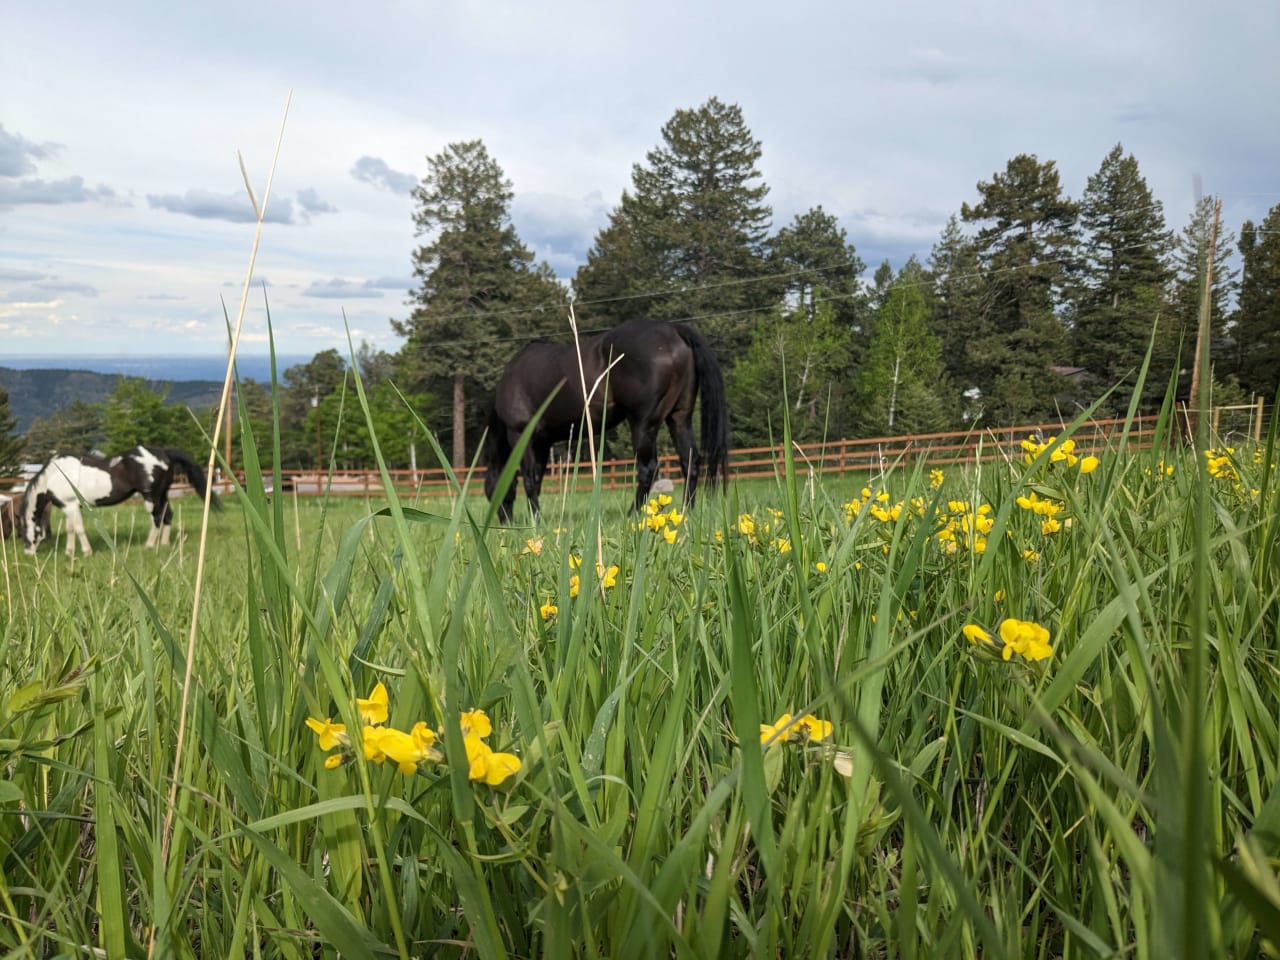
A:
2,402,1279,959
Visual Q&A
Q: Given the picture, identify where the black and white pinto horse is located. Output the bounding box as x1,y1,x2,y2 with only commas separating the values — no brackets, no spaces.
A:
18,446,218,557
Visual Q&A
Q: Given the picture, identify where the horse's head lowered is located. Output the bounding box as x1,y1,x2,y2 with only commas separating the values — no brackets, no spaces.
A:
15,491,50,554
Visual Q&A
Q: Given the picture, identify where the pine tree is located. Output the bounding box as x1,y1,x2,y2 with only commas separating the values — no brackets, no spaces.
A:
929,215,987,421
0,387,23,476
572,205,660,325
855,258,948,436
961,154,1079,423
1235,203,1280,398
1072,144,1172,409
394,140,568,461
22,400,104,463
1166,197,1238,392
574,97,773,351
769,206,867,327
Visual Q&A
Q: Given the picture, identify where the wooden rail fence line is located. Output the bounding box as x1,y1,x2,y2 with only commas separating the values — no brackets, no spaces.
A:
3,415,1165,501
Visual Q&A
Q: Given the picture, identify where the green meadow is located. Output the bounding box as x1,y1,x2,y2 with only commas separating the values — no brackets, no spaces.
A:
2,395,1279,959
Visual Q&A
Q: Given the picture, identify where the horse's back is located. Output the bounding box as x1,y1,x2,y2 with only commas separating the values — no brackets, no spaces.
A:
494,341,579,427
597,320,698,409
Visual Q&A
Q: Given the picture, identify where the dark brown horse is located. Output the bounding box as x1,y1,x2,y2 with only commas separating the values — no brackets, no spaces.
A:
484,319,730,522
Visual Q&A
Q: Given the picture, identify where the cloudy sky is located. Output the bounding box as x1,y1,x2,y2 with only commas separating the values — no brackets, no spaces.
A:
2,1,1277,360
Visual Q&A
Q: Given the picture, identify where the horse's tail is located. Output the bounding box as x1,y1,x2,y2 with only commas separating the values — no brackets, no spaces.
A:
675,323,730,489
483,405,512,502
166,449,222,511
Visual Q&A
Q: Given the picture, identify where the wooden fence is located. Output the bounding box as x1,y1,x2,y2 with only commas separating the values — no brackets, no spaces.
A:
1,415,1166,502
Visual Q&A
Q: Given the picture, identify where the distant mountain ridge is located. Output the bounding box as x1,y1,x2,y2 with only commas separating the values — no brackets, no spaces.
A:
0,367,224,433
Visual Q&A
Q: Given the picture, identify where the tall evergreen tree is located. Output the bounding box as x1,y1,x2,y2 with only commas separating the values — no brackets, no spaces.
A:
1235,203,1280,398
854,257,948,436
0,387,23,476
769,206,867,327
929,215,988,418
1166,196,1238,391
960,154,1079,423
1072,144,1172,408
573,205,662,325
395,140,567,461
574,97,772,351
22,400,104,463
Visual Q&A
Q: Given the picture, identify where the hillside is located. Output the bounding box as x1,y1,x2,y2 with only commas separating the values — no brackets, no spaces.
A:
0,367,223,433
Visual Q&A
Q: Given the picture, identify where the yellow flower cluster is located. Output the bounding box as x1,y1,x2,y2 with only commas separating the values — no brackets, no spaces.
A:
963,618,1053,663
1020,435,1100,474
760,712,834,746
935,500,994,555
1015,491,1069,536
732,508,792,553
635,493,685,544
929,468,945,489
305,683,521,786
842,487,894,523
567,556,621,598
1204,447,1239,482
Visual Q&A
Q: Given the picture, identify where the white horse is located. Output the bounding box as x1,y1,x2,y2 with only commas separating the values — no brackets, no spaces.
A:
18,446,218,557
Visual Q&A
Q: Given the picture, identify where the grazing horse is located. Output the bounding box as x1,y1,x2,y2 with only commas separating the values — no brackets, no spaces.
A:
18,446,219,557
484,318,730,522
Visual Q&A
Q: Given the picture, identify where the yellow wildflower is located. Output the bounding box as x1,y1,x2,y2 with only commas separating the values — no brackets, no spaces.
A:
305,717,348,751
522,537,543,556
662,526,677,545
929,468,944,489
464,735,522,786
814,561,827,573
569,574,580,598
963,624,995,647
540,599,558,621
356,682,389,725
760,712,833,745
760,713,794,745
1078,455,1100,474
369,723,440,775
460,708,493,739
362,724,388,763
598,563,620,588
998,617,1053,662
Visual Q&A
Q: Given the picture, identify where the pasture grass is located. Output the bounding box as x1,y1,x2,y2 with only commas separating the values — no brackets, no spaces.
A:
1,399,1279,959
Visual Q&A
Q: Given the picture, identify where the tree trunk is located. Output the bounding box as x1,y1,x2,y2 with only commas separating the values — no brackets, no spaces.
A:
453,372,466,468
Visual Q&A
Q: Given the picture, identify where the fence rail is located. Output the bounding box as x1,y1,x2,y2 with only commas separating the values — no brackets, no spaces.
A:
1,415,1173,501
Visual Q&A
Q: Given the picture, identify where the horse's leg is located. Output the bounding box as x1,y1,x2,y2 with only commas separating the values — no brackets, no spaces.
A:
521,440,551,521
64,503,91,557
495,429,521,524
143,499,161,547
667,415,701,508
631,422,661,511
158,500,173,546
